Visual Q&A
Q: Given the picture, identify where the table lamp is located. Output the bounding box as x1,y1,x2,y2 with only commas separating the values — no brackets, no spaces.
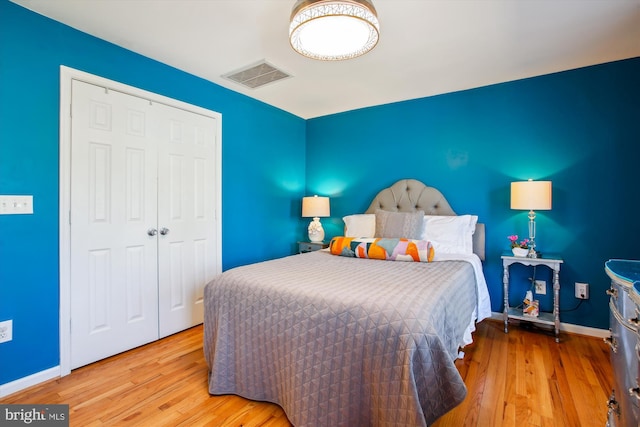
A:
511,179,552,258
302,195,330,243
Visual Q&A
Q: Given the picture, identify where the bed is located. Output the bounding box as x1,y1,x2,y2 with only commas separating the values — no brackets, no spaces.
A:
203,179,491,426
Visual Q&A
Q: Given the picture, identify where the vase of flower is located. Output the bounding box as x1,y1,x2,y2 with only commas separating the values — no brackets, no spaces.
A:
508,235,530,257
512,247,529,257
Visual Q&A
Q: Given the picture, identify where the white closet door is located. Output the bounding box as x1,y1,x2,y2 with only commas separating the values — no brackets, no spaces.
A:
70,80,159,369
155,102,218,338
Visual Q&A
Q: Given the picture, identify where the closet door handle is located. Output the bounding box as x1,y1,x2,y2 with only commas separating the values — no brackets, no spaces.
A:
147,228,158,236
159,227,170,236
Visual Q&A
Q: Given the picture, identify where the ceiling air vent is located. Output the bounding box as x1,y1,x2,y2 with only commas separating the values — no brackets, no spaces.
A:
222,61,291,89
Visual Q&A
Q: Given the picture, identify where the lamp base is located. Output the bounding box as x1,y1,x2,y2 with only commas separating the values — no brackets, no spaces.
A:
308,217,325,243
527,212,538,258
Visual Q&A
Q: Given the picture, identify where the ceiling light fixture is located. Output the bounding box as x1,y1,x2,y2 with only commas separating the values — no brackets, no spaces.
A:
289,0,380,61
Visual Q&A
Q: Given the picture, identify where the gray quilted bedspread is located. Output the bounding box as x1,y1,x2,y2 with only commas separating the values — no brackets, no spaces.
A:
203,250,479,426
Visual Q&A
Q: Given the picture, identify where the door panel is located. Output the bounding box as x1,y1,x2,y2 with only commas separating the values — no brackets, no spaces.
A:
156,103,217,337
87,248,111,332
125,245,146,322
70,81,159,369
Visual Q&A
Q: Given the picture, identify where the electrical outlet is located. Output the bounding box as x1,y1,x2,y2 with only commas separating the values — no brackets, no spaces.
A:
535,280,546,295
0,319,13,343
576,282,589,299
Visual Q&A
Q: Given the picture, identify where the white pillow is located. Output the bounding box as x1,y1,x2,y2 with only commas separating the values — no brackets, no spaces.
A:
421,214,478,255
343,214,376,238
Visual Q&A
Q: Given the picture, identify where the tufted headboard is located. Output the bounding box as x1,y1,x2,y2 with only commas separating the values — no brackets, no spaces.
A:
365,179,485,260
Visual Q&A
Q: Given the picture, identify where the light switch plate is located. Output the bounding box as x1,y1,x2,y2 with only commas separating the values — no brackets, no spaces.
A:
0,195,33,214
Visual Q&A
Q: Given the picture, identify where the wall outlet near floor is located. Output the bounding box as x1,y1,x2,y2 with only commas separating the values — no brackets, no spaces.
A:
576,282,589,299
0,319,13,343
535,280,546,295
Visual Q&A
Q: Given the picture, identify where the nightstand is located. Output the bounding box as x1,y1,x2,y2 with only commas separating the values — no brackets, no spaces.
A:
502,253,563,342
298,241,329,254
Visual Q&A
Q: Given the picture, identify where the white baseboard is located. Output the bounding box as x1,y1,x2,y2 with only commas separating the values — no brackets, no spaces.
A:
488,312,609,338
0,366,60,398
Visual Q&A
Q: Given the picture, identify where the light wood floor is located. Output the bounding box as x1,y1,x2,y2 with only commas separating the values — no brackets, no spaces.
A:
2,319,612,426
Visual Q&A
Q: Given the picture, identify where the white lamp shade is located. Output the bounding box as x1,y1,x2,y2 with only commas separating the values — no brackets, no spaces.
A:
511,180,552,210
302,195,330,217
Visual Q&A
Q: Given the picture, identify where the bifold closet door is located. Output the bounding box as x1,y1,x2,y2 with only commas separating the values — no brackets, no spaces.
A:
69,80,218,368
154,102,217,338
70,80,159,369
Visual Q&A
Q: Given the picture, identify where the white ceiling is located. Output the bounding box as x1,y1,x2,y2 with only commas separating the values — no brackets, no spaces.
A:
10,0,640,119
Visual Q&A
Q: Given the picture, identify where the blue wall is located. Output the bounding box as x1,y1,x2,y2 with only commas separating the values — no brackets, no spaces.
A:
0,0,306,386
2,0,639,390
306,56,640,332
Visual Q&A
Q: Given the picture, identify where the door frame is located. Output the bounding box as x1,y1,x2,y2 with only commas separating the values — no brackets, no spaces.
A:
59,66,222,376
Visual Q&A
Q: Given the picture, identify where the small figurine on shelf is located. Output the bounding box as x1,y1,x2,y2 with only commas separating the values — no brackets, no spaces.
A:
523,290,539,317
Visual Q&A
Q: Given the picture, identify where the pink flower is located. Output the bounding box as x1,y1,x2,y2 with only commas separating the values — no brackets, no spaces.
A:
507,235,529,248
